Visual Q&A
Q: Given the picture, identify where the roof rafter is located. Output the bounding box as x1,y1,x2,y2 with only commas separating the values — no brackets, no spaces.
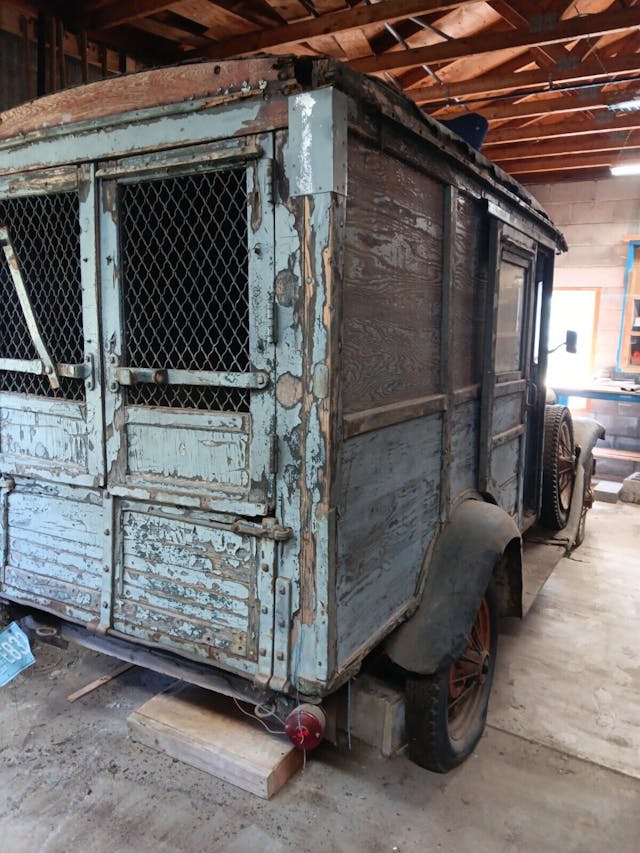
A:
350,6,640,73
185,0,482,60
413,52,640,103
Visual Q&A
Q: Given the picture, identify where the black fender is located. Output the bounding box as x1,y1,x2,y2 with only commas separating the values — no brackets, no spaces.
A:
384,498,522,675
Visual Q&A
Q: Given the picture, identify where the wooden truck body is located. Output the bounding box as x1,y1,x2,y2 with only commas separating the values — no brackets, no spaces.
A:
0,57,601,766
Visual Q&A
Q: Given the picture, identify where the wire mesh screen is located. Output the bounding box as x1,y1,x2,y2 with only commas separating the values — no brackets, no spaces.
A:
0,192,84,400
120,168,250,412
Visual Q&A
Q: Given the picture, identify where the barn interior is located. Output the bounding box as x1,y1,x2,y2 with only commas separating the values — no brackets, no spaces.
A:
0,2,639,851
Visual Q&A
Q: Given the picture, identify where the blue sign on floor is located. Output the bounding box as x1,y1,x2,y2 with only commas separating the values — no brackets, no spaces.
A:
0,622,35,686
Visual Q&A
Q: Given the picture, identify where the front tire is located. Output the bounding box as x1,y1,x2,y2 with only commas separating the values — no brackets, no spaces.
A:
405,581,498,773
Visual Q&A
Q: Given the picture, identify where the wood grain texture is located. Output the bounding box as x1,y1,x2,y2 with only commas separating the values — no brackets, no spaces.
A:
0,58,287,141
336,415,442,665
450,399,479,500
128,683,302,799
451,193,487,390
342,134,443,414
2,486,103,622
111,506,259,663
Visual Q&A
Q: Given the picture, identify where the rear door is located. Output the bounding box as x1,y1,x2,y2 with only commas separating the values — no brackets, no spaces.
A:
99,136,276,516
0,166,103,488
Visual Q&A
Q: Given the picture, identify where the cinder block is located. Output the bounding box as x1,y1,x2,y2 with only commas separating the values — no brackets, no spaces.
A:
348,674,405,757
594,480,622,503
621,473,640,504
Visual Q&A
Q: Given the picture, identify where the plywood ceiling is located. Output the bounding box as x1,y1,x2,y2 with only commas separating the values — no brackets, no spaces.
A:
4,0,640,183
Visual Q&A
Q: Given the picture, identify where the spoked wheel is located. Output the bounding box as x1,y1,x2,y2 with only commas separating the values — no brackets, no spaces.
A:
574,458,595,549
405,582,498,773
541,405,576,530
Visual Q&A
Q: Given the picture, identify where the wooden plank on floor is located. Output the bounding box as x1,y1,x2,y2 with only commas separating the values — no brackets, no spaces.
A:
127,684,303,799
67,663,133,703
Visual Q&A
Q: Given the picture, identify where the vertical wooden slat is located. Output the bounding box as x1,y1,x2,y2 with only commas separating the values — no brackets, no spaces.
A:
36,12,46,96
100,45,108,78
20,16,33,101
57,18,66,89
49,15,57,93
439,184,456,523
78,31,89,84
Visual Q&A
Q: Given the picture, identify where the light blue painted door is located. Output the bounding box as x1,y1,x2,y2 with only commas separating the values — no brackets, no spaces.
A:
99,137,276,517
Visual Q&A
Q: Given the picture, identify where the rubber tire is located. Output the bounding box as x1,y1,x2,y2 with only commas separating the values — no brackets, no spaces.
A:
541,405,575,531
574,458,595,549
405,582,498,773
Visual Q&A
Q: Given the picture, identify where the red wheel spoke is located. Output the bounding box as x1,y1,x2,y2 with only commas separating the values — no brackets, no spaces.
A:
450,669,483,685
448,683,477,711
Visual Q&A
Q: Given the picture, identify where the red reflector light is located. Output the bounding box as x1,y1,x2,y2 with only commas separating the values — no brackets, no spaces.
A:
284,703,326,751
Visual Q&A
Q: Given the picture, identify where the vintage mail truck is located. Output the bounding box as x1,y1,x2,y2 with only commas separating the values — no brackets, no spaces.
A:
0,56,601,771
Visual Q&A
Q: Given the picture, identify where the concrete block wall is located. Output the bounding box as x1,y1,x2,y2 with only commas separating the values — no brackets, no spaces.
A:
527,177,640,480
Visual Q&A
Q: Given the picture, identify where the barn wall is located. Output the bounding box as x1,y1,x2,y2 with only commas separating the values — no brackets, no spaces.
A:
528,177,640,479
527,176,640,372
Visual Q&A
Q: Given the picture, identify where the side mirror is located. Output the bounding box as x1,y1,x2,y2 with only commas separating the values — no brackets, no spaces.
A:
565,330,577,354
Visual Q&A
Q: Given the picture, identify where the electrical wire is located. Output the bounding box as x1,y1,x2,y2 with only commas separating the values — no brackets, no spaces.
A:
232,697,286,735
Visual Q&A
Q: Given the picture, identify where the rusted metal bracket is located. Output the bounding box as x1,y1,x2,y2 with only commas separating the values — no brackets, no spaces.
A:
232,517,293,542
0,225,60,390
270,576,291,693
0,356,94,386
110,365,269,390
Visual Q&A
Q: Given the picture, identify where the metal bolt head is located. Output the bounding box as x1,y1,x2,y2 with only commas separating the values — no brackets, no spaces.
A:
278,618,285,628
279,586,286,595
259,647,267,657
261,563,269,573
276,652,284,661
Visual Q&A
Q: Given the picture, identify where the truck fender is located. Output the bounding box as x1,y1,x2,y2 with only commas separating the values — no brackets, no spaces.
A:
384,499,522,675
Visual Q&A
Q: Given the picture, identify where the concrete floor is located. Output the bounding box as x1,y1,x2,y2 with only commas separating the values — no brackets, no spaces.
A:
1,501,639,853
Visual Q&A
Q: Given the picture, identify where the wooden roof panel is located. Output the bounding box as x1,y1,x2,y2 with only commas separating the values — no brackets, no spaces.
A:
2,0,640,181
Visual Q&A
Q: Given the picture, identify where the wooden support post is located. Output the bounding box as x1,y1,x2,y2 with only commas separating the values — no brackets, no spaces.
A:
78,31,89,84
49,15,57,93
36,12,46,97
20,16,33,101
57,19,66,90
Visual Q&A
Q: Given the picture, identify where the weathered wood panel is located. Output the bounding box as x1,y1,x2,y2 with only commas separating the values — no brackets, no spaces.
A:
451,193,487,390
491,440,521,514
342,135,443,414
125,419,249,489
112,505,260,665
2,487,103,622
450,399,479,499
336,414,442,665
0,403,88,469
493,391,524,434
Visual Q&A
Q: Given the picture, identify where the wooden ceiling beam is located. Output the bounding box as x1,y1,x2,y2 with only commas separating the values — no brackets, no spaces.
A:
186,0,482,60
350,7,640,73
485,112,640,144
411,52,640,103
494,150,637,173
432,86,640,122
84,0,180,32
487,128,640,160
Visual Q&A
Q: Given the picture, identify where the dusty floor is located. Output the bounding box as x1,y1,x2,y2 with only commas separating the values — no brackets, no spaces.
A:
1,501,639,853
